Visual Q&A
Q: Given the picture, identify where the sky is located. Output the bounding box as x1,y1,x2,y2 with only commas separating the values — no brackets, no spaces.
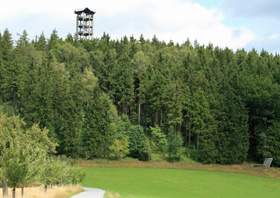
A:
0,0,279,52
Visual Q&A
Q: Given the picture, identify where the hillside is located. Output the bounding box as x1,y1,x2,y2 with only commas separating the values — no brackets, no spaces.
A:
1,29,280,165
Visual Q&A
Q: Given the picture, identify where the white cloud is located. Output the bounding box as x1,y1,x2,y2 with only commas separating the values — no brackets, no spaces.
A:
0,0,254,49
245,33,280,53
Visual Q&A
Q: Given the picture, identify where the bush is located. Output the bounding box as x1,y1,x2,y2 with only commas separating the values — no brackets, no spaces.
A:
108,117,130,160
40,158,85,189
109,138,129,160
65,166,85,184
128,125,151,161
196,131,218,164
257,120,280,166
167,132,183,162
150,126,167,154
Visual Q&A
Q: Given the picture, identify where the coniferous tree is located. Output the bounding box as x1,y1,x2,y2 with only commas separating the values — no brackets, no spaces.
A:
35,33,47,51
1,30,280,164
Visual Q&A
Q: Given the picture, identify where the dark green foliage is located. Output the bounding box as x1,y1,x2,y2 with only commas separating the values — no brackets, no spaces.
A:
167,132,183,162
128,125,151,161
257,120,280,166
81,91,117,159
215,91,249,164
1,29,280,165
196,129,218,163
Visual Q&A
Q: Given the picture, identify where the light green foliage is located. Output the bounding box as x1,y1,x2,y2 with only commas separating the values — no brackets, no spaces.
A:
107,117,131,160
81,67,98,92
48,30,60,50
109,138,129,160
40,158,84,187
150,126,167,154
40,158,63,186
0,113,84,197
0,113,56,191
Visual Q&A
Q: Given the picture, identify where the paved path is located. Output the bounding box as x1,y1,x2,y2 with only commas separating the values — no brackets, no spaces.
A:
72,187,105,198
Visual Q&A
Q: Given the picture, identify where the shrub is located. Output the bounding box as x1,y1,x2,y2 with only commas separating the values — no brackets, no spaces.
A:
128,125,151,161
108,117,130,160
150,126,167,154
167,132,183,162
40,158,85,190
0,113,57,197
109,138,129,160
65,166,85,185
257,120,280,166
196,130,219,164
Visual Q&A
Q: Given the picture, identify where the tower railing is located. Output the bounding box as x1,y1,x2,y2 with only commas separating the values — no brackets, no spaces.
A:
74,8,95,39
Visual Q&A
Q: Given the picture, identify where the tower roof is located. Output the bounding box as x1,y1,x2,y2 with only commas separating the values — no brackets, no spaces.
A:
74,8,95,15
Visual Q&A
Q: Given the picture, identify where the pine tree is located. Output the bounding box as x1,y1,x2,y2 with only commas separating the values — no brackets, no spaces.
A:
35,33,47,51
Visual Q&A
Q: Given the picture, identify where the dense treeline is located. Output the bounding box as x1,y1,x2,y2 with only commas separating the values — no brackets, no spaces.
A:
1,29,280,165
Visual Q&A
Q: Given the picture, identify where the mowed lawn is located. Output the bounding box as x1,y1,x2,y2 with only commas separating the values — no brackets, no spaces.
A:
82,167,280,198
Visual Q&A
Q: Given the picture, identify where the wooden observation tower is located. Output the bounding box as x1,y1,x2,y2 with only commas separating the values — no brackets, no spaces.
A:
74,8,95,39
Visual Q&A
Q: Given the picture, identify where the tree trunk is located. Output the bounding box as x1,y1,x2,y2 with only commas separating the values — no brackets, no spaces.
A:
188,131,191,146
12,187,16,198
155,111,159,126
138,102,141,125
21,187,24,198
196,134,200,149
188,115,192,146
44,185,48,193
160,109,163,126
185,122,190,146
2,179,8,198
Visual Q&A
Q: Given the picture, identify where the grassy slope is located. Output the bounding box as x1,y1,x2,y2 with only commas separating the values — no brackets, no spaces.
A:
82,167,280,198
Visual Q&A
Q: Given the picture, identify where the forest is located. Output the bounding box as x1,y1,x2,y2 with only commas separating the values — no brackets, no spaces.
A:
1,29,280,166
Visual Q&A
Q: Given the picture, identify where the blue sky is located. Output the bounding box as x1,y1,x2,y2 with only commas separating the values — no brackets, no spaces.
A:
0,0,279,52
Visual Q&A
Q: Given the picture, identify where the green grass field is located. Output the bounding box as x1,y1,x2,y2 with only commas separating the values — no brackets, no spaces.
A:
82,167,280,198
